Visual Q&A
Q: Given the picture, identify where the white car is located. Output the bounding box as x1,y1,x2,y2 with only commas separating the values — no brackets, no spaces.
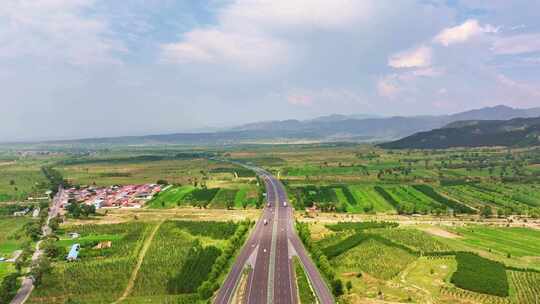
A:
283,202,287,207
263,219,268,225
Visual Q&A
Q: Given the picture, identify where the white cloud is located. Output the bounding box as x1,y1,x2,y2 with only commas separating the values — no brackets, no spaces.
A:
161,0,374,69
161,29,288,68
377,78,400,99
0,0,123,66
492,33,540,55
220,0,373,31
434,19,498,46
388,46,432,68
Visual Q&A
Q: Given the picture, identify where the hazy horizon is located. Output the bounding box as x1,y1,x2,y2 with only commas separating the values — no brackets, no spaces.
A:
3,1,540,142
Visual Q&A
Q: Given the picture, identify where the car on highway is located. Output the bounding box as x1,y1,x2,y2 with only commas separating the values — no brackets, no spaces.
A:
263,219,268,225
283,202,287,207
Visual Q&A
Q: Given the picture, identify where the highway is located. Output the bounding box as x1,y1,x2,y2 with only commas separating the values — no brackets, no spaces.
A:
214,169,334,304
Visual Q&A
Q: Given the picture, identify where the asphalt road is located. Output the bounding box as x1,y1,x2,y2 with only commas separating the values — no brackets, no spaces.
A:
214,169,334,304
10,187,65,304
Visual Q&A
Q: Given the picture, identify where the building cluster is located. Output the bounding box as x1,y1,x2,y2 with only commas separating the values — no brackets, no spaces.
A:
62,184,162,209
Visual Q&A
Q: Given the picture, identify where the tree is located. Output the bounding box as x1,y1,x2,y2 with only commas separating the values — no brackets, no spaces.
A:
480,206,493,218
346,281,353,293
81,204,96,217
156,179,168,185
42,240,66,259
0,273,20,303
49,217,63,232
66,201,82,218
331,279,344,297
31,256,52,287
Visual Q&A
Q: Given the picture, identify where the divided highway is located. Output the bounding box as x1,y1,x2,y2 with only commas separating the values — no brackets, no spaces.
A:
214,168,334,304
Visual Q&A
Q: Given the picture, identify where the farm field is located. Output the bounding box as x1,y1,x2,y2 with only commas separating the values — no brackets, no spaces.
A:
26,218,250,304
303,220,540,303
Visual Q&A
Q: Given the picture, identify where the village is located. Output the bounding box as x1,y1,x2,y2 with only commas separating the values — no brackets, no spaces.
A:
61,184,163,209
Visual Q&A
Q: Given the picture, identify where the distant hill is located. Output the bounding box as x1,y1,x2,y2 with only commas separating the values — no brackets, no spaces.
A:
379,116,540,149
229,105,540,142
5,105,540,146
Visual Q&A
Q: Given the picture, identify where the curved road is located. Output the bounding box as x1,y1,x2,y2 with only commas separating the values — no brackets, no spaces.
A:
214,168,334,304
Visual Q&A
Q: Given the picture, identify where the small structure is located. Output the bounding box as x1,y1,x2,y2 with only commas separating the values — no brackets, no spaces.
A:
67,244,80,261
32,208,40,218
13,208,30,216
93,241,112,250
68,232,80,239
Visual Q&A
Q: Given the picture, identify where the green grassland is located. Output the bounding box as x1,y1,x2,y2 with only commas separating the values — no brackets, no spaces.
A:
0,160,49,201
0,217,34,256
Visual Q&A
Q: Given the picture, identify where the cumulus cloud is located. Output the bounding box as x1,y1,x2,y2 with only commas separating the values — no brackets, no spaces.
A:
161,0,374,69
161,29,288,68
492,33,540,55
0,0,123,65
434,19,498,46
388,46,432,68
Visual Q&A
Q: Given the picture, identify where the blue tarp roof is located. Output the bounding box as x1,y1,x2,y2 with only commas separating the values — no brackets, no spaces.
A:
67,244,80,260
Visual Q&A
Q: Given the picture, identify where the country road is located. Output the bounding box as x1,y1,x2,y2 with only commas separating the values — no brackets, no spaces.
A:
10,187,65,304
214,168,334,304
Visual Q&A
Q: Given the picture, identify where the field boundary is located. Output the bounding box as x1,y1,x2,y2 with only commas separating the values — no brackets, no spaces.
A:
113,220,165,303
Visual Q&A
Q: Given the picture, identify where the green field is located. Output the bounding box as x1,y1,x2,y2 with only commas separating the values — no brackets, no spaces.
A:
0,160,49,201
452,227,540,258
0,217,34,256
348,185,395,213
147,185,195,208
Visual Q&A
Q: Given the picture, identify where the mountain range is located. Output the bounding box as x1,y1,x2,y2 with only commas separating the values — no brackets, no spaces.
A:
5,105,540,146
379,116,540,149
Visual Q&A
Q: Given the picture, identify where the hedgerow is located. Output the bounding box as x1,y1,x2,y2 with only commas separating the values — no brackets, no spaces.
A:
325,221,398,232
412,184,475,214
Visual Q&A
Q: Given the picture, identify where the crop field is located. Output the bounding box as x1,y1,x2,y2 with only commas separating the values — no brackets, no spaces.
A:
332,237,416,280
451,227,540,258
348,185,395,213
29,222,150,304
451,252,509,297
28,220,246,304
306,220,540,303
146,185,195,208
58,158,226,187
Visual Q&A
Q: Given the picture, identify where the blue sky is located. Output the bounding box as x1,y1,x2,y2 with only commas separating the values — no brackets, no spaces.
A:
1,0,540,141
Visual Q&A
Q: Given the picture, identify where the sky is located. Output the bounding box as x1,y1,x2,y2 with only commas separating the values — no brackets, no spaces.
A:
2,0,540,141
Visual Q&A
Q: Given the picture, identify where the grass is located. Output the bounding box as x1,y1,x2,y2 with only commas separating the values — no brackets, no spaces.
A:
0,160,49,201
0,217,34,256
293,257,316,304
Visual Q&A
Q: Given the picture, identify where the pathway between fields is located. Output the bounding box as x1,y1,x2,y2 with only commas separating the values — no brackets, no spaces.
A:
114,220,164,304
